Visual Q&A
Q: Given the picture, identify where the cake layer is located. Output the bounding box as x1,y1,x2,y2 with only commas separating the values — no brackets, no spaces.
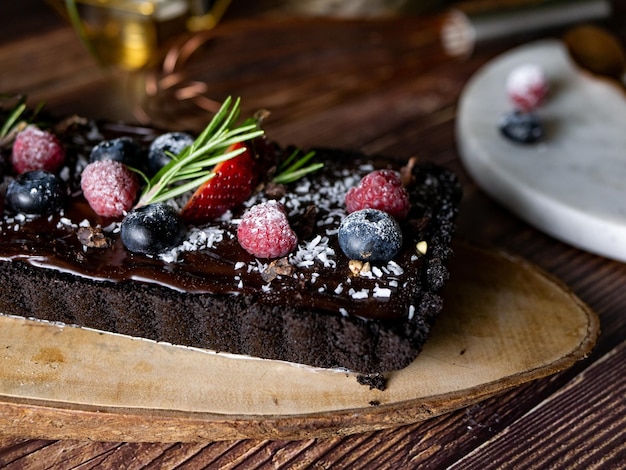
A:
0,118,461,374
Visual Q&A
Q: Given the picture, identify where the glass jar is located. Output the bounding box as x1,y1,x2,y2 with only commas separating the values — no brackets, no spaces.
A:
46,0,232,70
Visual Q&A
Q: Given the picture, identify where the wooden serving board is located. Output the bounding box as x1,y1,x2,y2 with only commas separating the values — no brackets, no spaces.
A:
0,242,598,442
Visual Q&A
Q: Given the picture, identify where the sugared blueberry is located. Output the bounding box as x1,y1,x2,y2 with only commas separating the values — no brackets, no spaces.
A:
338,209,403,262
499,110,544,144
5,170,66,216
89,136,143,167
148,132,194,174
121,203,187,255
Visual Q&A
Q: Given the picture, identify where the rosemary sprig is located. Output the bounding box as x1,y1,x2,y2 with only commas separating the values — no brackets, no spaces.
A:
0,101,26,140
135,96,264,207
0,94,45,147
272,149,324,184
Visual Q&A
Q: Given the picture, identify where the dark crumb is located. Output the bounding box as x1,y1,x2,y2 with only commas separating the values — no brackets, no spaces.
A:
369,400,381,406
263,181,287,199
291,204,318,240
357,373,387,391
54,115,89,135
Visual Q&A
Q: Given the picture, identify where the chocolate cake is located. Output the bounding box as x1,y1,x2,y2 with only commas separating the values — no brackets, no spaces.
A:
0,100,461,376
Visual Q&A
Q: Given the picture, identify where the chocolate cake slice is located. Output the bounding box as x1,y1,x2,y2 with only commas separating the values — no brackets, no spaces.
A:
0,102,461,376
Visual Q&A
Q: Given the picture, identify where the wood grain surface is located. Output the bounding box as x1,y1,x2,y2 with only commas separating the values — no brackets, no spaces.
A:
0,243,598,443
1,0,625,468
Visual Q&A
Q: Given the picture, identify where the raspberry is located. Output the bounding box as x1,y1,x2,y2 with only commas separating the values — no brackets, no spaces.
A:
237,200,298,259
345,169,410,221
11,125,65,174
81,160,140,218
506,64,549,112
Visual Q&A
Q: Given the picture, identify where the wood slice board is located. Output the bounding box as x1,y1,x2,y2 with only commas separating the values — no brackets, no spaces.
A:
0,242,598,442
457,40,626,262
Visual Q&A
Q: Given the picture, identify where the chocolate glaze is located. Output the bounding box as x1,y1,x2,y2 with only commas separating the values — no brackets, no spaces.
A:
0,120,460,323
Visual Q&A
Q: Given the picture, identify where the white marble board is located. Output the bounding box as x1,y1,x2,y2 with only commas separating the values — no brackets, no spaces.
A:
457,40,626,262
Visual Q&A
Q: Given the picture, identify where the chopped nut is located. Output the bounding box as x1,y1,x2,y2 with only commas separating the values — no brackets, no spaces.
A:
77,226,110,248
261,257,295,282
416,240,428,256
349,259,371,276
263,181,287,199
53,115,88,134
291,204,318,240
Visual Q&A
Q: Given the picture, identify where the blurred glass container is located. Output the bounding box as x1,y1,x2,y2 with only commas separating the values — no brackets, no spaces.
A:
46,0,232,70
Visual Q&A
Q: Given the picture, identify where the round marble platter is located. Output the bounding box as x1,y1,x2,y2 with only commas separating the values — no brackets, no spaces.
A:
457,39,626,262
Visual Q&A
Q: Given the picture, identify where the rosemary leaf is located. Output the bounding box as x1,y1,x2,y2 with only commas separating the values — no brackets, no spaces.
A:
273,163,325,184
0,102,26,139
272,150,324,184
135,97,263,208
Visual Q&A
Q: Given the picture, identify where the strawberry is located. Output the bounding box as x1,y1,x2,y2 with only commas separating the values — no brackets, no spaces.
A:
180,142,257,224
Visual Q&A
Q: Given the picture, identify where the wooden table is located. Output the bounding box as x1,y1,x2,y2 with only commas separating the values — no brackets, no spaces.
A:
1,1,625,468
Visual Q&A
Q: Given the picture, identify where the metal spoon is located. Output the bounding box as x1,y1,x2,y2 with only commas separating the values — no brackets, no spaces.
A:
563,24,626,90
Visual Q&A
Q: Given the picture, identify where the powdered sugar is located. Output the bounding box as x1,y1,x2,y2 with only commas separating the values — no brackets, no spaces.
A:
237,201,298,259
506,63,549,112
80,160,139,217
141,161,413,317
11,125,66,174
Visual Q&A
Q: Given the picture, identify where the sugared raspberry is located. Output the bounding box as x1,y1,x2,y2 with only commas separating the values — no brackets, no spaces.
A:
506,64,549,112
237,200,298,259
81,160,140,218
11,125,65,174
345,169,410,221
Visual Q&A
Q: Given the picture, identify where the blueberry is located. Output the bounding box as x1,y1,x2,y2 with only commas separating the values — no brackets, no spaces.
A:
5,170,66,216
121,203,187,255
499,110,544,144
90,137,143,167
338,209,403,262
148,132,194,174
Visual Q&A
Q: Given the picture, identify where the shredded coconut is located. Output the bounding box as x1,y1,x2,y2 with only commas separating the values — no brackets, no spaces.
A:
159,226,225,263
408,305,416,320
349,288,369,300
373,285,392,298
